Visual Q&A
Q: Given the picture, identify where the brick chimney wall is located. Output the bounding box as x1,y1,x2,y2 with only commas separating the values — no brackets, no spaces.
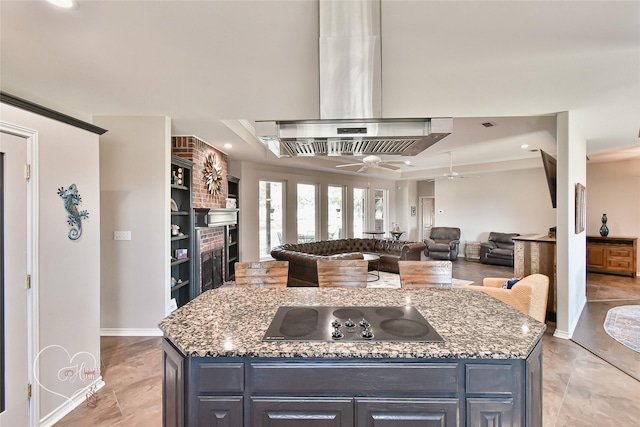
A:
172,135,227,254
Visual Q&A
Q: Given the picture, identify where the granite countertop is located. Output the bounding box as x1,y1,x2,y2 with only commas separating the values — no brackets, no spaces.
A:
158,287,546,360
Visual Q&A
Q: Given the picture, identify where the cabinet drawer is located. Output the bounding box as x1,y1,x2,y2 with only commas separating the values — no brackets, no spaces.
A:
251,362,459,394
251,397,353,427
607,248,632,258
465,364,516,395
192,362,244,394
356,398,459,427
606,257,632,268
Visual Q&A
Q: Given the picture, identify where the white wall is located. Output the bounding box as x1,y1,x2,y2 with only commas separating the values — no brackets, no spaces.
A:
587,157,640,270
433,167,557,253
1,104,102,422
95,116,170,333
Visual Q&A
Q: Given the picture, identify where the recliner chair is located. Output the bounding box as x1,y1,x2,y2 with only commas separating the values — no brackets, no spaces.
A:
424,227,461,260
480,232,520,266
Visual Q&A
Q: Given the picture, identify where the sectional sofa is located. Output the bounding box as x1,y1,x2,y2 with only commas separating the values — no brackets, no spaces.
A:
270,238,426,287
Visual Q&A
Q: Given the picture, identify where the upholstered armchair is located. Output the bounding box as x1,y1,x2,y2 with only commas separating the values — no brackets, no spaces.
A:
479,232,520,266
423,227,461,260
464,274,550,323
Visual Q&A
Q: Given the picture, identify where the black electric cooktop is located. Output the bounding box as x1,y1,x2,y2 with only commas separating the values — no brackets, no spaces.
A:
263,306,444,343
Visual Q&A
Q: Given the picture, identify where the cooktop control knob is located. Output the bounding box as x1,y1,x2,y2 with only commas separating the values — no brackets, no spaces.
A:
331,327,344,340
359,319,370,329
345,318,356,328
331,320,342,329
361,328,374,340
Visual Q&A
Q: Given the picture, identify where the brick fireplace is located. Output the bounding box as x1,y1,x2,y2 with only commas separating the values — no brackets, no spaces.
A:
172,135,230,292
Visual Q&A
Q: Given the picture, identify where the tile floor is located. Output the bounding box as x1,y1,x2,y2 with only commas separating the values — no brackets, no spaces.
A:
55,261,640,426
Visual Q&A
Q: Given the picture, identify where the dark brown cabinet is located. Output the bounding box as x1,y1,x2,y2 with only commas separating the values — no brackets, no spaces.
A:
225,176,239,281
587,236,637,277
252,398,353,427
163,340,185,427
170,156,195,307
356,398,459,427
164,339,542,427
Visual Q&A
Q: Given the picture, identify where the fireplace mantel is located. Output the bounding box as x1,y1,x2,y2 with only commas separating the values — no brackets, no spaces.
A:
195,208,239,228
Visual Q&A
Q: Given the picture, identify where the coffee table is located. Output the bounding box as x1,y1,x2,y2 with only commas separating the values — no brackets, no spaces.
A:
362,253,380,282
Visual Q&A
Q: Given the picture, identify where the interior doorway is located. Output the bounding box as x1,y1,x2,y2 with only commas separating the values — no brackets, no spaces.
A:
0,130,31,426
419,197,435,241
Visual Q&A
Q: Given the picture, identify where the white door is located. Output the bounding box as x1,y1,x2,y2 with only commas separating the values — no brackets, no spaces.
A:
420,197,435,241
0,131,29,426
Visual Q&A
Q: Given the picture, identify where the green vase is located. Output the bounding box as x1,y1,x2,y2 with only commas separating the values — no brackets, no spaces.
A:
599,214,609,237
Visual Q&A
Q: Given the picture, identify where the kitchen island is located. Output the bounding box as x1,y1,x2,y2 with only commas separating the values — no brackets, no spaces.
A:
159,286,546,427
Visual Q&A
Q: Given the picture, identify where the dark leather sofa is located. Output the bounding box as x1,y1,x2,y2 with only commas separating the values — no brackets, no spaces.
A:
270,238,426,287
480,232,520,266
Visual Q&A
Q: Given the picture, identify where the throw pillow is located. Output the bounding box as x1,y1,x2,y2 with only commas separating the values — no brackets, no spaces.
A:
502,277,522,289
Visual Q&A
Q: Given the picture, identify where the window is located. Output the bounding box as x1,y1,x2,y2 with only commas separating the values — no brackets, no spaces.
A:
297,183,316,243
327,185,344,240
259,180,283,258
374,189,388,233
353,188,367,238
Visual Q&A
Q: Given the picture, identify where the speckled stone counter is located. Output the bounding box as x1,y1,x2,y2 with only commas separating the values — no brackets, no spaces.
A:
160,287,545,427
159,286,545,360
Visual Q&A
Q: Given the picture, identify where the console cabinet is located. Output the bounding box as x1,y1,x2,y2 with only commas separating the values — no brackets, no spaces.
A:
587,236,637,278
163,339,543,427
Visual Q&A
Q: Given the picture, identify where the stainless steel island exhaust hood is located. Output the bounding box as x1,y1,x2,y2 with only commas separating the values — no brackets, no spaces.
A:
256,0,452,158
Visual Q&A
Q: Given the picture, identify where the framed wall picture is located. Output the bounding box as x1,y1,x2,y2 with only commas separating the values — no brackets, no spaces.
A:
575,183,586,234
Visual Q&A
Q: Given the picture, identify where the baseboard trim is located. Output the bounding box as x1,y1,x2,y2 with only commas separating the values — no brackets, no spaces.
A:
553,298,587,340
100,328,163,336
39,377,105,427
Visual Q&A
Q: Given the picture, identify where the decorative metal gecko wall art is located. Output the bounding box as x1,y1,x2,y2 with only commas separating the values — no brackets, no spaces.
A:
57,184,89,240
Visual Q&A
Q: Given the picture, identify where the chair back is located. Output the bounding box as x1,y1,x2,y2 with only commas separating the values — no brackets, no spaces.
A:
316,259,368,288
468,274,550,322
235,261,289,287
398,260,453,288
522,274,550,322
429,227,461,242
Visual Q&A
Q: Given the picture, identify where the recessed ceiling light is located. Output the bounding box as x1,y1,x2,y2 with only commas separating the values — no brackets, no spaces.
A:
404,160,411,165
47,0,76,9
223,143,232,149
521,144,529,149
481,122,495,128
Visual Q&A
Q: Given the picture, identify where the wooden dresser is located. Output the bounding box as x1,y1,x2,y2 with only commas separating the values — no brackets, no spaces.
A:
587,236,637,278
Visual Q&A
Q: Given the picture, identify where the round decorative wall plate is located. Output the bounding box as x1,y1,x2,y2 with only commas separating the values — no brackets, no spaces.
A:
203,153,223,195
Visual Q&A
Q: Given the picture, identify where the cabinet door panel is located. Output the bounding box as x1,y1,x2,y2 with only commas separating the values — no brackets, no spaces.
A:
586,246,605,269
466,398,514,427
163,341,184,427
197,396,243,427
251,397,353,427
356,398,459,427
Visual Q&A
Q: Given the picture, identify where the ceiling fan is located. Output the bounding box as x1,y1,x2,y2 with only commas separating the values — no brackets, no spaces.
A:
430,152,470,181
335,155,411,173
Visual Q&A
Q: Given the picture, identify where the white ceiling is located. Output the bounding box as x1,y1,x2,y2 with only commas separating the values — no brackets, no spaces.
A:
1,0,639,179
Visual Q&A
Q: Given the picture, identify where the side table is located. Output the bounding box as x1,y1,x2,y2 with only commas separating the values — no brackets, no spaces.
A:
465,241,481,262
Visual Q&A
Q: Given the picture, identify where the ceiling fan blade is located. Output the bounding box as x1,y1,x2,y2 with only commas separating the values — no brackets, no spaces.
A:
378,163,400,171
336,163,363,168
381,160,407,164
357,166,367,173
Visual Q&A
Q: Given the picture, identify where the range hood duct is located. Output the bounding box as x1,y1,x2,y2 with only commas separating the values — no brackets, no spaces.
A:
256,0,452,158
